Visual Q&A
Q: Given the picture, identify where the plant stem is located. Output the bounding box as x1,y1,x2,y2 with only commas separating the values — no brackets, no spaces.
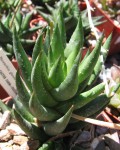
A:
72,113,120,130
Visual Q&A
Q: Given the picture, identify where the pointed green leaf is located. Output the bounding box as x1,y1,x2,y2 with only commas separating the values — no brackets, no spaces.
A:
64,15,84,57
13,110,48,141
76,76,90,95
13,28,32,91
20,26,43,37
50,52,80,101
0,100,12,112
68,94,109,130
57,83,105,113
29,93,61,121
44,27,50,55
66,47,82,74
0,21,12,43
103,33,112,52
41,60,53,91
3,13,11,28
48,47,54,71
70,0,80,18
32,30,44,66
38,10,52,24
21,12,32,31
50,23,64,63
38,142,54,150
31,53,58,107
45,3,54,14
43,106,74,136
78,33,104,84
16,8,22,26
57,8,66,48
48,57,65,88
16,71,30,111
87,33,112,87
74,94,110,117
14,96,34,122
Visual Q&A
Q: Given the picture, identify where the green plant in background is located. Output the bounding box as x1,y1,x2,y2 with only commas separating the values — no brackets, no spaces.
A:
0,1,43,59
0,9,112,149
109,77,120,110
0,0,19,16
37,0,103,42
99,0,120,20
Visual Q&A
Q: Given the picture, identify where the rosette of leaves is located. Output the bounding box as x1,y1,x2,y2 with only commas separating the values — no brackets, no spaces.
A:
1,9,112,148
0,5,43,59
37,0,103,41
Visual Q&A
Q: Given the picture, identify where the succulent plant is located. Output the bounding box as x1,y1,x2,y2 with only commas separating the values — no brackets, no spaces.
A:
0,0,19,15
0,4,43,59
2,9,112,147
110,87,120,110
37,0,103,42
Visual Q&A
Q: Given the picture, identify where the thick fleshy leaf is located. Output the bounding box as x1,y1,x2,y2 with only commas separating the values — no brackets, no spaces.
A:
3,13,11,28
13,28,32,91
21,12,32,31
66,46,82,73
45,3,54,14
32,30,44,66
43,105,74,136
0,21,12,43
14,96,34,122
70,0,80,18
68,94,109,130
16,8,22,26
16,71,30,111
48,57,65,88
38,10,52,24
31,53,58,107
0,100,12,113
76,76,90,94
29,93,61,121
50,23,64,63
44,27,50,55
64,15,84,57
56,83,105,113
41,60,53,91
74,94,110,117
38,142,54,150
57,8,66,48
87,33,112,87
50,52,80,101
20,26,43,37
78,33,104,84
13,110,48,141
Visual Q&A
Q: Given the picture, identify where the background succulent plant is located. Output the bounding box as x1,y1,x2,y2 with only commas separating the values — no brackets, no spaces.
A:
0,0,19,17
0,8,112,148
0,2,43,59
37,0,103,43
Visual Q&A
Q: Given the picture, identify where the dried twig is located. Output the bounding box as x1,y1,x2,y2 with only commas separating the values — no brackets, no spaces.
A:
10,0,22,28
72,114,120,130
